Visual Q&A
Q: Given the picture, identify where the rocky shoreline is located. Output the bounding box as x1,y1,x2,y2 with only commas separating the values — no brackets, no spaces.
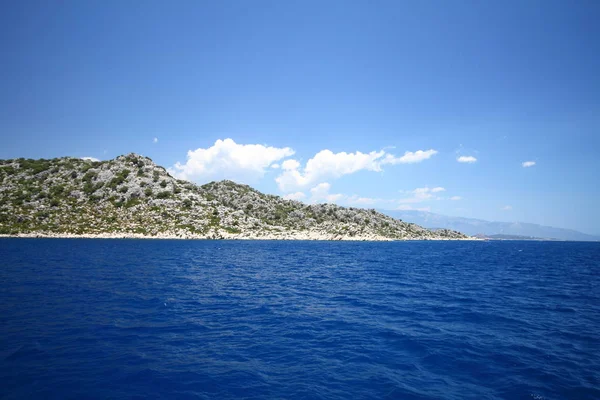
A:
0,231,478,241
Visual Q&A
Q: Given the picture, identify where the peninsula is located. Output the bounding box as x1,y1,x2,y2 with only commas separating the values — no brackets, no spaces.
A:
0,154,470,241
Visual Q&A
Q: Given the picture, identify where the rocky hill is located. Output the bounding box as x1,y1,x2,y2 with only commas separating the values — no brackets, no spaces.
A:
0,154,469,240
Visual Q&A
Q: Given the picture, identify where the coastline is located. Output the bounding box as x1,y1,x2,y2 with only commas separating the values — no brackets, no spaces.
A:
0,232,479,241
0,155,474,243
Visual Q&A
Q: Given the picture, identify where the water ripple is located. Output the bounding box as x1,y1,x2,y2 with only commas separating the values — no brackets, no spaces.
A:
0,239,599,399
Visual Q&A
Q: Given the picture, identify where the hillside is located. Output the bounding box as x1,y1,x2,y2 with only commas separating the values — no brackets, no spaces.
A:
0,154,468,240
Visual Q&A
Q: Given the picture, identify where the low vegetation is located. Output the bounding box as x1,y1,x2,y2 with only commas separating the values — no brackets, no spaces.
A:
0,154,468,240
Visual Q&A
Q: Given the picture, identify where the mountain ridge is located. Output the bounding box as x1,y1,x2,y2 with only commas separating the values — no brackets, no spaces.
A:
380,210,599,242
0,153,469,241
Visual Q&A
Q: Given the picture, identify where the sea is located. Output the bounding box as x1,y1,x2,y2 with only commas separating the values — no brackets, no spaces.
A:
0,239,598,400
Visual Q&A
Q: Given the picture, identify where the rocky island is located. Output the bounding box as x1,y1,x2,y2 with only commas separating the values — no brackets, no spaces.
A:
0,154,470,241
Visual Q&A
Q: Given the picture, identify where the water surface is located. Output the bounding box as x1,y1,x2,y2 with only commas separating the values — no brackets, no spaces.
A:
1,239,598,399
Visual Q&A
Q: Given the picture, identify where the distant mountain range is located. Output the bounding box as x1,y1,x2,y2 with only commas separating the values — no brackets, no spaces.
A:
473,234,555,241
380,210,600,242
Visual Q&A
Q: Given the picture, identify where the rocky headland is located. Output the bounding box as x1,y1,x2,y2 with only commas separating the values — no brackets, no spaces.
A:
0,154,471,241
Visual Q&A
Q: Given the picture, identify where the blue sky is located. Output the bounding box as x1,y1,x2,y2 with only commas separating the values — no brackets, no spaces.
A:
1,1,599,234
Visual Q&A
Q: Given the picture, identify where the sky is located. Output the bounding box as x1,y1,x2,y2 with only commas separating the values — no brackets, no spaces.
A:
1,0,599,234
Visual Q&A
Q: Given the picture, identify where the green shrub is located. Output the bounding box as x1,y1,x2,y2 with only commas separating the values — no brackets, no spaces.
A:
208,209,220,226
2,166,16,175
156,191,171,199
83,181,103,195
124,198,142,208
13,190,30,203
111,177,123,189
108,177,123,189
18,159,52,175
108,169,131,189
50,185,66,198
83,171,97,182
83,182,94,194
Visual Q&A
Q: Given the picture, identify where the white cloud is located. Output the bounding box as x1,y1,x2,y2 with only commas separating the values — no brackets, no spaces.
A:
296,185,394,208
397,205,431,211
326,194,344,203
309,182,343,204
281,183,450,210
457,156,477,163
170,138,294,184
344,195,380,206
276,150,382,192
283,192,306,201
382,149,438,165
305,149,384,176
398,187,445,204
307,183,384,205
522,161,536,168
281,159,301,171
81,157,100,162
153,137,158,144
501,205,513,211
276,147,437,192
450,196,462,201
271,163,280,169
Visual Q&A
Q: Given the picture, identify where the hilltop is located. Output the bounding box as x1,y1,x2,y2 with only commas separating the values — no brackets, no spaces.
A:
0,154,469,241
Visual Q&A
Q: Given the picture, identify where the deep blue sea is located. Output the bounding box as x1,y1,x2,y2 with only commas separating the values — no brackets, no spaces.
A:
0,239,598,399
